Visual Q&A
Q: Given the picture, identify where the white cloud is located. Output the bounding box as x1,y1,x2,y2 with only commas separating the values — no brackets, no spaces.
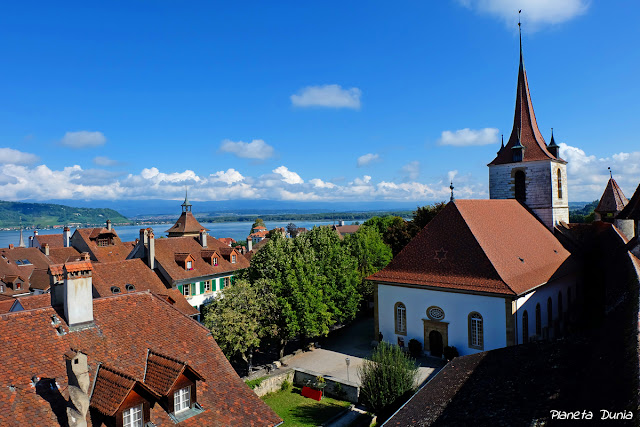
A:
93,156,119,166
219,139,275,160
210,169,244,185
559,143,640,201
61,131,107,148
457,0,589,27
0,148,39,165
357,153,380,167
291,84,362,109
273,166,304,184
401,161,420,181
438,128,499,146
309,178,336,189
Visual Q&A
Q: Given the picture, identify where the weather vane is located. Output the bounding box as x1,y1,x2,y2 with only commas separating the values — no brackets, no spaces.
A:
608,166,612,179
450,181,455,202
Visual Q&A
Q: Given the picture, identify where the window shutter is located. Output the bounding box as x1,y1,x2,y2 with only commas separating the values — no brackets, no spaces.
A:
178,285,183,294
200,281,205,294
230,276,234,286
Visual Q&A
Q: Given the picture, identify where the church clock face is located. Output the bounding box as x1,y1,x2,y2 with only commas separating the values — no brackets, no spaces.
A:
427,306,445,321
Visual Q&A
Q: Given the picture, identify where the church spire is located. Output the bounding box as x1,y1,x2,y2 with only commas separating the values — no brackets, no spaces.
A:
181,188,192,213
489,16,563,166
18,217,26,248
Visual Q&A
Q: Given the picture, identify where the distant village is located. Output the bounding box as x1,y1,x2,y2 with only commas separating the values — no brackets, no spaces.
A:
1,37,639,427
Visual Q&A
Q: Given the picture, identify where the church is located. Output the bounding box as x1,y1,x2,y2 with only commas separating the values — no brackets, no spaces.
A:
369,35,614,358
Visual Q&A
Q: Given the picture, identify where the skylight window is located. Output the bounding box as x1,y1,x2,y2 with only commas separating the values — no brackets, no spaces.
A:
125,284,135,292
111,286,121,294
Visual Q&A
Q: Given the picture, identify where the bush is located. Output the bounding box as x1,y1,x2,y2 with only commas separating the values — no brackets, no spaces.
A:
358,342,419,413
407,339,422,357
245,376,266,389
443,346,459,361
280,379,292,392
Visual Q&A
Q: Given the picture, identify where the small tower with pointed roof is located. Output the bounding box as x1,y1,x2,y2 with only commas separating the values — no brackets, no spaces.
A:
166,190,209,238
594,169,628,223
488,26,569,230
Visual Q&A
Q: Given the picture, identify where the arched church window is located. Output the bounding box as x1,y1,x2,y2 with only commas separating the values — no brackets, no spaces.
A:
522,310,529,343
535,303,541,336
557,169,563,199
515,170,526,202
468,312,483,350
394,302,407,335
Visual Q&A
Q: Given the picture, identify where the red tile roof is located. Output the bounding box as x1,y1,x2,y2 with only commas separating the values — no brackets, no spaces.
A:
14,293,51,310
73,228,131,263
166,212,209,236
153,236,249,284
489,44,563,166
0,298,14,314
64,260,93,273
618,183,640,221
35,233,65,249
157,289,200,317
218,238,236,246
47,246,82,264
0,292,281,426
596,177,628,214
368,200,572,296
144,350,204,395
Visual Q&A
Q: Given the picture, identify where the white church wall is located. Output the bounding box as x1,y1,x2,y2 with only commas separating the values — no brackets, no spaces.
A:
515,273,577,344
377,284,507,357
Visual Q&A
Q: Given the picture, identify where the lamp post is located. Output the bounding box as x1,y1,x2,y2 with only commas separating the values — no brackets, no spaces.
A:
345,357,351,382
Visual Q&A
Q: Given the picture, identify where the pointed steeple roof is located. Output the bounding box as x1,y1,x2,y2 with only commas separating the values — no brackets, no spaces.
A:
595,176,628,215
618,183,640,221
490,33,564,165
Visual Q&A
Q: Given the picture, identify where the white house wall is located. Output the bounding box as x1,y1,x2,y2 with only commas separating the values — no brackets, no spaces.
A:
515,273,577,344
377,284,507,356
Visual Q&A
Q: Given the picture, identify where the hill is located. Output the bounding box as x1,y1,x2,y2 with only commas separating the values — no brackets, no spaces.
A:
0,200,130,229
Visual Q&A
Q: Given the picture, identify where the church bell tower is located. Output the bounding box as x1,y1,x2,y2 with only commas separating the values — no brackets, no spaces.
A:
488,29,569,230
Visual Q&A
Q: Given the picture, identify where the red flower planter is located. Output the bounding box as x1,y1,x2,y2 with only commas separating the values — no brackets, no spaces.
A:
301,386,323,401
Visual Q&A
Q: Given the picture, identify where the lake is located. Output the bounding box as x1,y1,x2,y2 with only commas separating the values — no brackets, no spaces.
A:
0,219,357,248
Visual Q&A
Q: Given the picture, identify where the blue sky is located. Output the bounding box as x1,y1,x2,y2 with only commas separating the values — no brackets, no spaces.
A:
1,0,638,205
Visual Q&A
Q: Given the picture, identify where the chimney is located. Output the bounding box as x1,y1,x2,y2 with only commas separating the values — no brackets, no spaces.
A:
8,244,14,249
34,230,39,236
139,228,149,246
339,220,345,226
65,351,90,427
62,261,94,328
64,226,71,248
43,243,50,256
200,229,207,248
29,236,34,247
49,265,65,306
147,231,155,270
248,239,253,252
80,252,90,261
106,219,112,231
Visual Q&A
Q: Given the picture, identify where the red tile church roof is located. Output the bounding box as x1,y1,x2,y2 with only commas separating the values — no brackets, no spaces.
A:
368,200,572,296
595,177,628,214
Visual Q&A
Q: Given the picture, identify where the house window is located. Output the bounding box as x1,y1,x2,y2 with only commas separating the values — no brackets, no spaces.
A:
183,284,191,296
231,255,236,263
522,310,529,343
97,238,110,247
468,312,483,350
16,283,21,290
123,404,143,427
204,281,211,293
557,169,563,199
394,302,406,335
0,285,3,292
535,303,541,336
558,291,563,320
174,386,191,413
186,260,193,270
547,297,552,327
224,277,230,288
213,257,218,266
515,170,526,202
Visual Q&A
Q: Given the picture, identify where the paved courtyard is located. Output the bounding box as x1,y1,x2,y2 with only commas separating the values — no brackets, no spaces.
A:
283,316,446,386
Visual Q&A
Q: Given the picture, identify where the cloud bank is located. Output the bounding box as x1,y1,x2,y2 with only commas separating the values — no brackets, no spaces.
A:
438,128,499,146
357,153,380,167
61,131,107,148
457,0,589,27
0,148,39,165
219,139,275,160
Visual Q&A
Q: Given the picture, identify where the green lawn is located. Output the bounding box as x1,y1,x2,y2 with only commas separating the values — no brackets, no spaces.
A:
262,387,351,426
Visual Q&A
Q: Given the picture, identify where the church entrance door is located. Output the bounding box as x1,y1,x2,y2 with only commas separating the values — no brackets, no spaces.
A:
429,330,443,357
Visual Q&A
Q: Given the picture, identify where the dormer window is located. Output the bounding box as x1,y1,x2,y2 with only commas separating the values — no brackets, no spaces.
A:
16,283,21,290
231,255,236,264
174,386,191,413
186,260,193,270
125,284,135,292
0,284,4,292
213,257,218,266
111,286,121,294
123,404,143,427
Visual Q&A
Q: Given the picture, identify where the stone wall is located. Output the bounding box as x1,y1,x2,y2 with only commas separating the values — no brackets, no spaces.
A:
251,369,295,397
293,368,359,403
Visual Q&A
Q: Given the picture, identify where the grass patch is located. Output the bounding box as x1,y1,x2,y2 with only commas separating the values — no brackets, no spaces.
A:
262,386,351,426
245,376,267,389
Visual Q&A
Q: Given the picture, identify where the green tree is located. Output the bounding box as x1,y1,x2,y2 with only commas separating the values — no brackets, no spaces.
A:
383,217,412,256
203,279,272,371
358,342,419,413
286,222,299,237
408,202,447,235
345,225,392,297
251,218,266,233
